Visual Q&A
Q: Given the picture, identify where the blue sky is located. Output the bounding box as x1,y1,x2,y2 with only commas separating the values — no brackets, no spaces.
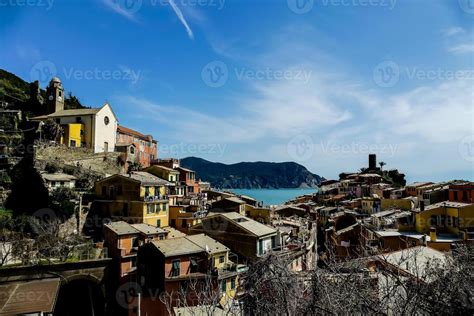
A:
1,0,473,182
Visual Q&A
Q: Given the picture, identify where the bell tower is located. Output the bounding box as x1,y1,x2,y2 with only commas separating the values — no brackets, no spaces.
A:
46,77,65,114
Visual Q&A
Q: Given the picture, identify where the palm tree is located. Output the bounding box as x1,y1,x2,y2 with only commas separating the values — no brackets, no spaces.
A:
379,161,386,171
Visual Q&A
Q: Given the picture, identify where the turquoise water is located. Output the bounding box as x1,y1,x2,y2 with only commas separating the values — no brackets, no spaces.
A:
229,188,317,206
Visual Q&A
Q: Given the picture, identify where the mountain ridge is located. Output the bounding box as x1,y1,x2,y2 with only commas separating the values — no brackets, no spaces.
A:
181,157,322,189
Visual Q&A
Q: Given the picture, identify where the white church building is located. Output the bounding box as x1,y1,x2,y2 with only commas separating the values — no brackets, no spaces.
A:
32,77,118,153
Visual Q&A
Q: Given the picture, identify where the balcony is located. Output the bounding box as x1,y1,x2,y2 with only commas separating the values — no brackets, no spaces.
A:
144,195,169,202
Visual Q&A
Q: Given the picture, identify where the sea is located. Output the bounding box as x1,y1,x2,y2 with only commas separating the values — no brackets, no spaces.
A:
229,188,317,206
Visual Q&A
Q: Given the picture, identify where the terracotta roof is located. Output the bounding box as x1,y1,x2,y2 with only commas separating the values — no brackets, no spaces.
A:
118,125,156,142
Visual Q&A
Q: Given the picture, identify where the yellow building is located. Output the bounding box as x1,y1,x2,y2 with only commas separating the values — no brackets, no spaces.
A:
94,171,172,227
413,201,474,236
381,198,415,211
362,196,381,214
169,205,203,234
61,123,85,147
245,204,272,224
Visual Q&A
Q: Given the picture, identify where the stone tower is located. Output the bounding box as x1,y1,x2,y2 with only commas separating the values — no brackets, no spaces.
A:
45,77,64,114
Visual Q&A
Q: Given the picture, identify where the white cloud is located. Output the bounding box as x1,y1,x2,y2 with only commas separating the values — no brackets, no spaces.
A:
448,43,474,54
443,27,465,37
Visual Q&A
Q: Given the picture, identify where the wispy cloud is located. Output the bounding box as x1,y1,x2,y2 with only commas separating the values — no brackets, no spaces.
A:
443,27,465,37
448,43,474,54
168,0,194,39
101,0,138,22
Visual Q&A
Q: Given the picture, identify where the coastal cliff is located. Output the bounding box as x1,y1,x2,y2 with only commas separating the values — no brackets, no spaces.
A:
181,157,321,189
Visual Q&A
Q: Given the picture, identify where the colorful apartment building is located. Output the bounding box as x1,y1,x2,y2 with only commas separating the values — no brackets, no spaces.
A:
190,212,279,260
397,201,474,250
116,125,158,168
103,221,167,283
94,172,171,227
449,182,474,203
176,166,200,195
136,234,240,315
169,205,205,234
144,165,185,204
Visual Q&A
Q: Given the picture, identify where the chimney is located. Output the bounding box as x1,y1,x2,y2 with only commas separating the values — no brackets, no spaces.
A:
429,226,437,242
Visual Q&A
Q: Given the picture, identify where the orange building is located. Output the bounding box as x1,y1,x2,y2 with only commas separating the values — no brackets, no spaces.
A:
116,125,158,168
449,182,474,203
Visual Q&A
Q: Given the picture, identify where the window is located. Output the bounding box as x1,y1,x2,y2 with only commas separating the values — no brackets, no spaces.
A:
117,185,123,195
130,146,135,154
147,204,154,214
230,278,235,289
271,236,276,249
171,259,180,277
219,255,225,264
463,190,468,202
221,280,226,293
453,191,458,201
70,140,76,147
430,215,437,226
156,219,161,227
104,116,110,125
190,258,199,273
258,240,264,255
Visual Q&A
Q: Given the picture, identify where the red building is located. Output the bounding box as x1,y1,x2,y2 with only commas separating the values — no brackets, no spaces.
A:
449,182,474,203
116,125,158,168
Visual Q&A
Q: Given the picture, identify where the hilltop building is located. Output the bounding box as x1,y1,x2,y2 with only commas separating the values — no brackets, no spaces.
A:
32,78,118,153
116,125,158,168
